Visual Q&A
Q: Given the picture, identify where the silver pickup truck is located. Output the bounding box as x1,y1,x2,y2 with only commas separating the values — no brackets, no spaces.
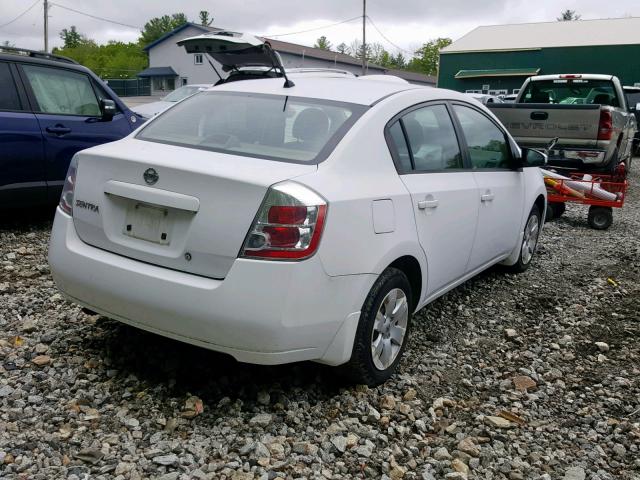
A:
488,74,637,173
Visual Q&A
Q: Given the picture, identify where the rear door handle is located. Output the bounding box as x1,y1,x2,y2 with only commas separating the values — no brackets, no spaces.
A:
46,125,72,135
417,199,439,209
481,193,495,202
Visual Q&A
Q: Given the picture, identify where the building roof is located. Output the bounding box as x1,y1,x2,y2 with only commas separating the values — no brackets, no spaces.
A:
137,66,178,77
143,23,218,51
442,17,640,54
385,68,436,85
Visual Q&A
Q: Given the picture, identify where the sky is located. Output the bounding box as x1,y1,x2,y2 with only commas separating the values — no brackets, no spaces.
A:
1,0,640,55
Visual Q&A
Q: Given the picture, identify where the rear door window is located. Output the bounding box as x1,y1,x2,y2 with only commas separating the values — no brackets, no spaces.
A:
22,65,101,116
0,62,22,111
520,79,619,106
136,91,367,164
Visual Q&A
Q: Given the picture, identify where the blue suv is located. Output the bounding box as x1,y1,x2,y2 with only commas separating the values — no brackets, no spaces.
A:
0,47,143,209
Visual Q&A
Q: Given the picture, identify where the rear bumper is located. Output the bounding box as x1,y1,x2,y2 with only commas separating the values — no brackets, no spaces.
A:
48,209,374,366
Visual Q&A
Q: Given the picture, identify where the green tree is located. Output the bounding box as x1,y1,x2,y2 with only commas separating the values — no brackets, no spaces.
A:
199,10,213,26
335,42,349,55
314,35,332,50
407,37,452,75
60,26,85,49
557,9,581,21
390,52,406,69
54,39,148,79
140,13,188,46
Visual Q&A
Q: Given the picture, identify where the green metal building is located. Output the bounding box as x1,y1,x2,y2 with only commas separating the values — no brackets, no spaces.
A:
438,17,640,95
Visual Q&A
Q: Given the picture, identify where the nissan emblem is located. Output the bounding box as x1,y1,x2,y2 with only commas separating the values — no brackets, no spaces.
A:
143,168,159,185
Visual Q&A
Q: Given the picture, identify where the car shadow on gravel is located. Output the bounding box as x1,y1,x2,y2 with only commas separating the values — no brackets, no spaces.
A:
86,317,346,406
0,206,55,232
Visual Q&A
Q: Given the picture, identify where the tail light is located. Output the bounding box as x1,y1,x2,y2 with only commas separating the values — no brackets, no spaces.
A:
598,110,613,141
59,157,78,216
241,182,327,260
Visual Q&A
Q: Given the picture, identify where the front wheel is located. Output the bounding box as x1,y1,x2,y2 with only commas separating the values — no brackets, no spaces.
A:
343,268,412,386
507,204,541,273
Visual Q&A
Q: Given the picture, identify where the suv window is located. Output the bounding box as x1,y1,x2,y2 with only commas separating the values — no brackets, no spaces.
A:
453,105,510,169
0,63,22,111
22,65,101,116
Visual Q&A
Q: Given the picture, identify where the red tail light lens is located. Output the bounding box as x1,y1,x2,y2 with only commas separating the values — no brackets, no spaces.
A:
241,182,327,260
598,110,613,141
59,156,78,216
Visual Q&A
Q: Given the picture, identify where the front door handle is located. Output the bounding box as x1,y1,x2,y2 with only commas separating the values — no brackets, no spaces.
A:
481,193,495,202
418,199,439,209
46,125,72,136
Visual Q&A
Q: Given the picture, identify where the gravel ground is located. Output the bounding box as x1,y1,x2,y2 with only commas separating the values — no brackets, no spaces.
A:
1,165,639,480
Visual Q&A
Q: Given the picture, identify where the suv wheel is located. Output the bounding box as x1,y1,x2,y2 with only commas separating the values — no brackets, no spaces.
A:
343,268,412,386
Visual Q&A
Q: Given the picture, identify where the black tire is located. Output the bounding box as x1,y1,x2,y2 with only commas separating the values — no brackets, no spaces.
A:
588,206,613,230
342,267,413,386
507,204,541,273
545,201,565,221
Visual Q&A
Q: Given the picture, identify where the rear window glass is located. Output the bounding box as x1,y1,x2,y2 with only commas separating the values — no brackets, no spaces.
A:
136,91,367,163
626,91,640,108
521,79,620,106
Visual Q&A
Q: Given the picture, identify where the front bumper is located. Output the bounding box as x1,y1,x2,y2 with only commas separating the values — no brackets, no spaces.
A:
48,209,374,366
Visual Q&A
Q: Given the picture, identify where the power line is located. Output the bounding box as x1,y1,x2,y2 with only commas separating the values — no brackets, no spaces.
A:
49,2,142,30
0,0,41,29
365,15,413,55
265,15,362,38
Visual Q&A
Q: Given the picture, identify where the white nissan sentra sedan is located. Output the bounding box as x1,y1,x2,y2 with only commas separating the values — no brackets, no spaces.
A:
49,70,547,385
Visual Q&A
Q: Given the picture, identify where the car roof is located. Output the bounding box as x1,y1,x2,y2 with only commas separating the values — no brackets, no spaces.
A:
206,75,427,106
0,50,92,74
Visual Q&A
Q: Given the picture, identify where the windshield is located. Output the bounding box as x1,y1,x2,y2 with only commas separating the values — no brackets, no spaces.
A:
162,86,205,102
136,91,367,163
521,79,620,106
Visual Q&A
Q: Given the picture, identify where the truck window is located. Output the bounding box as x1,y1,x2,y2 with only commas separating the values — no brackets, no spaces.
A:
521,79,619,107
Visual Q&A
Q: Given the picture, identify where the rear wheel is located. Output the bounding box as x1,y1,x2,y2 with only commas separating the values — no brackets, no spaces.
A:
507,205,541,273
587,206,613,230
343,268,412,386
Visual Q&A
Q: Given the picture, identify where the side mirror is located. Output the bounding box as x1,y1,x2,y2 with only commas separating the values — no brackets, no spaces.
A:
521,148,548,167
101,99,117,121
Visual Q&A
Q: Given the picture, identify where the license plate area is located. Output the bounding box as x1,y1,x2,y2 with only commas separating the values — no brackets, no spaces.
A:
123,202,172,245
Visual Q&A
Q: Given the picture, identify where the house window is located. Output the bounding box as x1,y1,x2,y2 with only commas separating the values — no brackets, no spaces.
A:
194,54,203,65
181,77,188,86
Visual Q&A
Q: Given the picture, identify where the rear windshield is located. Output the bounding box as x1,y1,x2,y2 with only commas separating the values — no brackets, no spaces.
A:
520,79,620,107
136,91,367,163
626,91,640,108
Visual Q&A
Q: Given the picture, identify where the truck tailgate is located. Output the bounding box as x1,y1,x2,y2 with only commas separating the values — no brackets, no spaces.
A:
489,103,601,148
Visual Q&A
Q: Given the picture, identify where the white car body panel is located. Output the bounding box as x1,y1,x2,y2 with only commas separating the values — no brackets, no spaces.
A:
49,76,547,367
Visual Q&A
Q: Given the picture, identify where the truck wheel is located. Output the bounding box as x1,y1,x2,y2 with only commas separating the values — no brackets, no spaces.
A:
343,268,412,386
587,206,613,230
546,202,565,221
507,204,541,273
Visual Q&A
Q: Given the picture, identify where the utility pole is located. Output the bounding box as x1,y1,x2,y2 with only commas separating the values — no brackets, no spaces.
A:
361,0,366,75
43,0,49,52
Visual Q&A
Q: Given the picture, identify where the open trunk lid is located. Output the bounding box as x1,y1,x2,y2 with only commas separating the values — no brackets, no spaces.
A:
177,32,277,72
71,139,315,279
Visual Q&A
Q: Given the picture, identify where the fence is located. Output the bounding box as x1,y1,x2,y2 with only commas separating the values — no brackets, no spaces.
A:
104,78,151,97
